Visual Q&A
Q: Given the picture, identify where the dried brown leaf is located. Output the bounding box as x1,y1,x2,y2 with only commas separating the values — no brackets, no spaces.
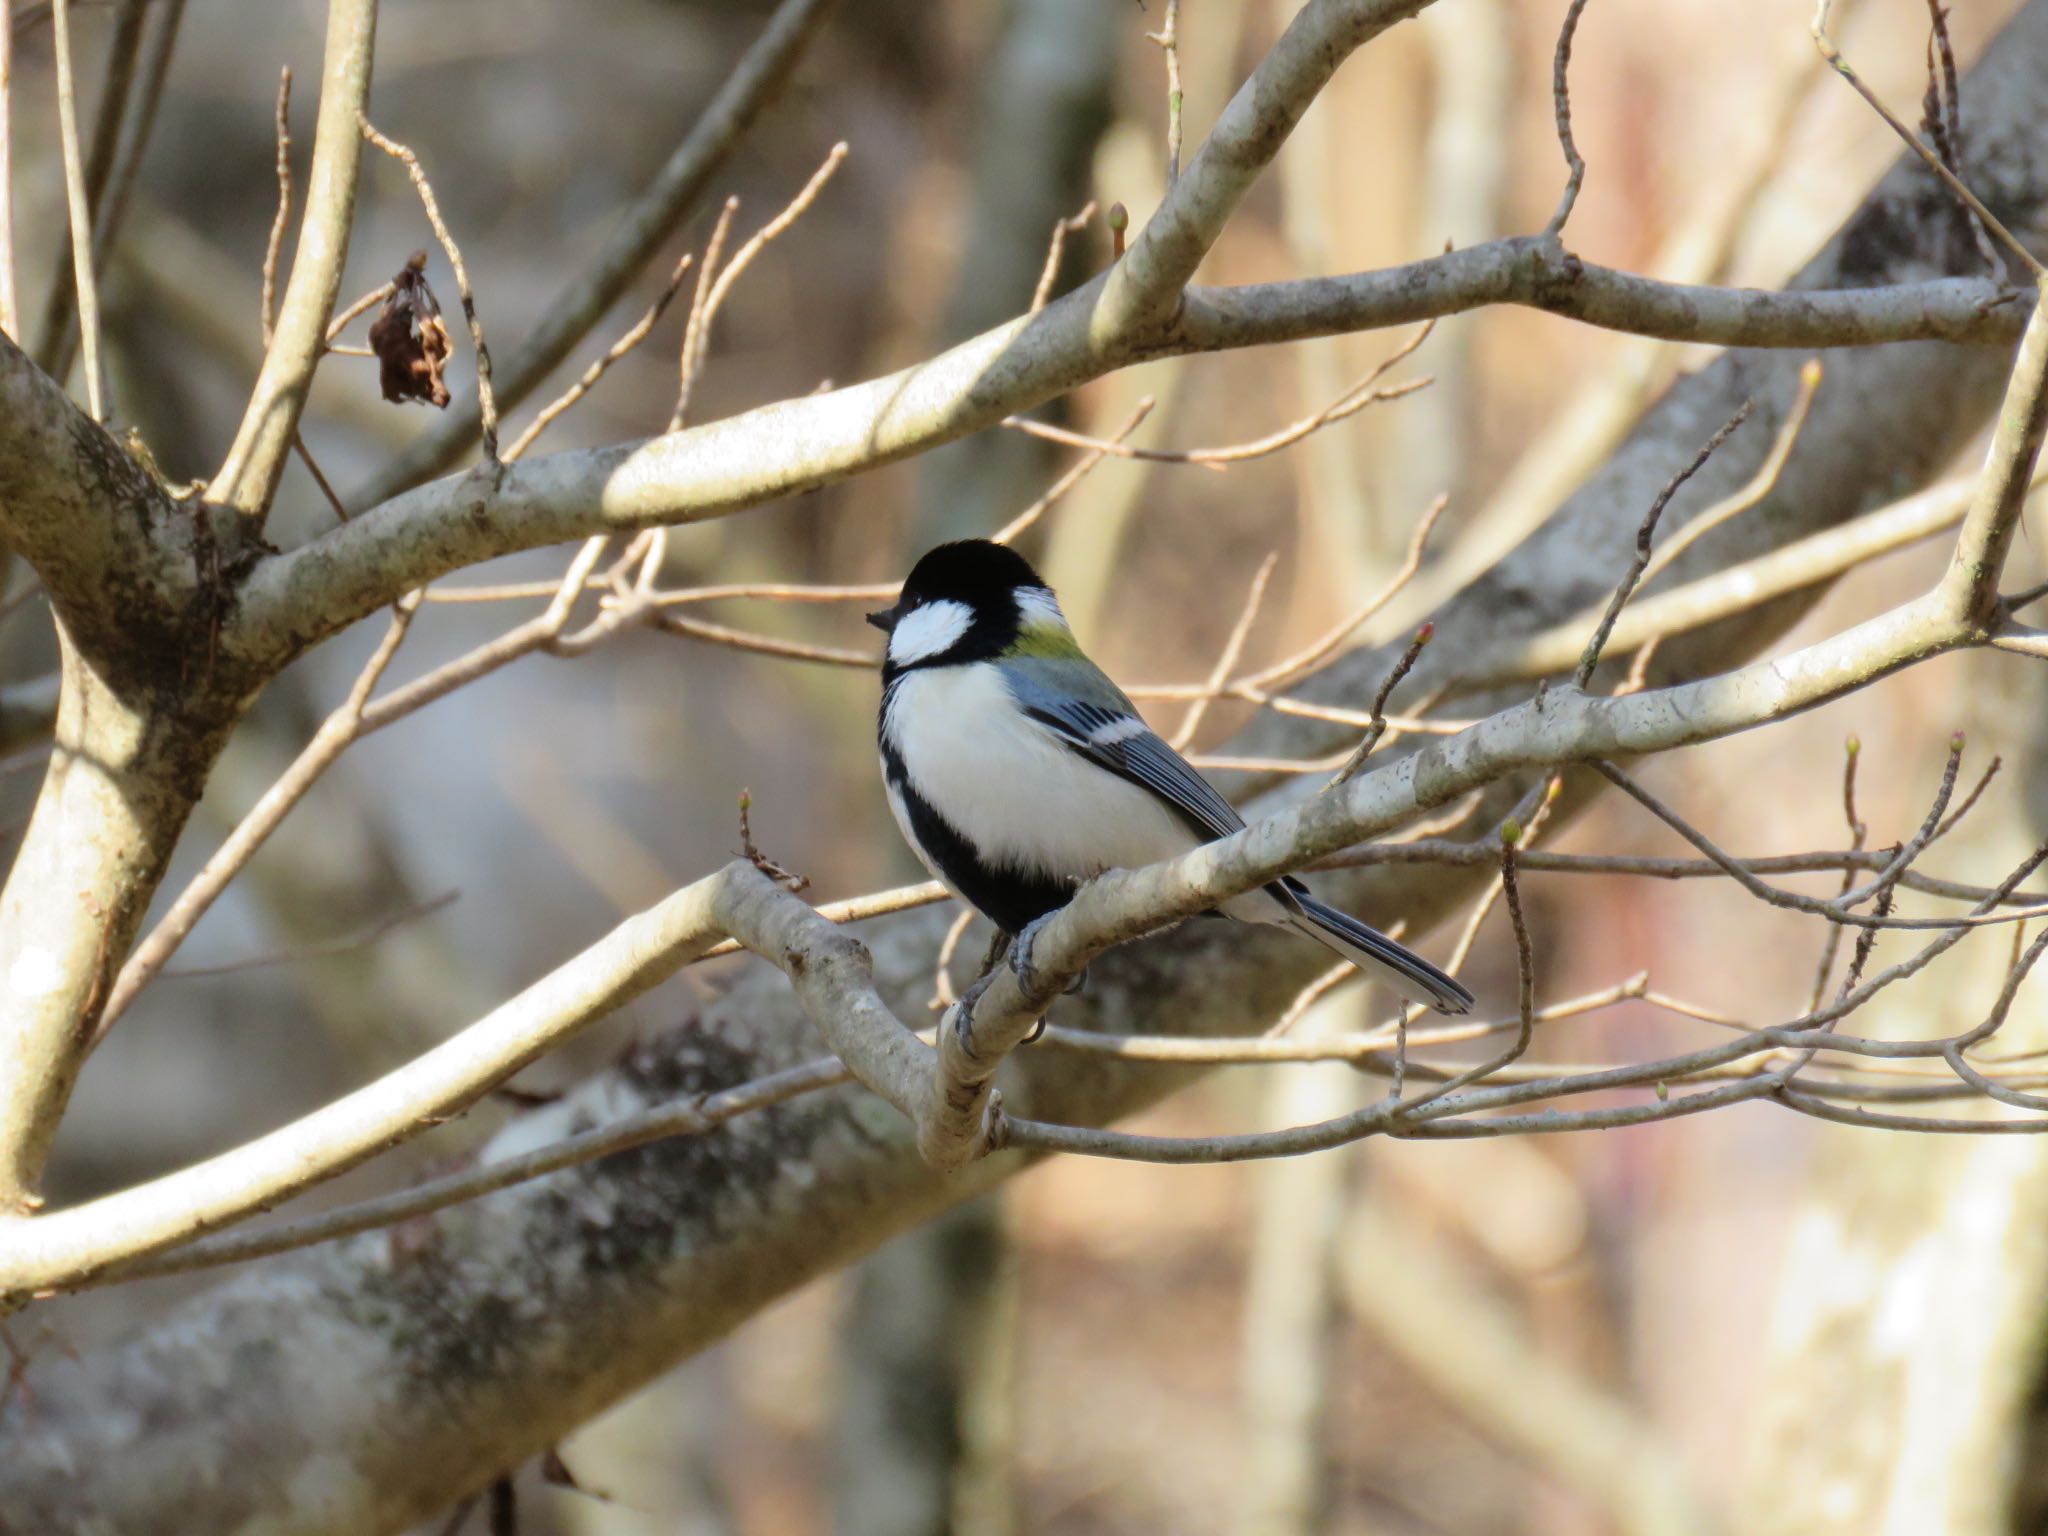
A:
368,251,454,408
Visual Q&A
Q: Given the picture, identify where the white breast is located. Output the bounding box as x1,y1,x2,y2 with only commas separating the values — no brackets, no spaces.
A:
883,665,1198,882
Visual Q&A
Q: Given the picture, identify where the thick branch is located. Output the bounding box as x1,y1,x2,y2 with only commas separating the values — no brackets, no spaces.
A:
1093,0,1434,338
232,255,2023,672
1943,282,2048,625
0,869,753,1300
0,329,204,665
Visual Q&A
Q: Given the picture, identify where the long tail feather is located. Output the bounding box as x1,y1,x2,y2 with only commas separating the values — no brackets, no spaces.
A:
1286,894,1475,1015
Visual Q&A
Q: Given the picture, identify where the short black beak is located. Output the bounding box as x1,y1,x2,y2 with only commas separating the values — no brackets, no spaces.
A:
866,606,898,634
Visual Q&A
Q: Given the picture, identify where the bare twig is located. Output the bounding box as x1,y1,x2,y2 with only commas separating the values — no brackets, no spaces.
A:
33,0,141,385
1149,0,1184,183
652,611,873,668
261,67,292,348
671,143,847,432
1244,488,1449,693
1921,0,1999,273
49,0,106,417
1171,552,1278,750
929,905,975,1012
325,281,393,346
669,196,735,431
92,591,430,1035
162,891,459,981
43,0,182,380
503,250,695,463
1575,399,1754,686
735,788,807,891
78,0,179,276
1003,330,1432,469
207,0,375,518
293,431,349,524
1029,201,1097,314
1640,358,1820,584
1334,623,1434,782
1587,756,2041,933
1466,463,2041,689
992,397,1154,544
1812,0,2044,279
1806,735,1867,1010
1317,837,2048,910
361,117,501,463
1543,0,1593,236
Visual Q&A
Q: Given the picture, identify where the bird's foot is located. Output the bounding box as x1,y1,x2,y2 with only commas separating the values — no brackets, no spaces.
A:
1008,914,1087,1010
955,963,1001,1018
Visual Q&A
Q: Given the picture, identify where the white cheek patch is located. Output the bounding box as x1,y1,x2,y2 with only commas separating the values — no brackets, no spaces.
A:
889,599,973,665
1016,586,1067,630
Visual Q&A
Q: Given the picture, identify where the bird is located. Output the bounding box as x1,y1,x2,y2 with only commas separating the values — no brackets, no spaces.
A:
868,539,1474,1015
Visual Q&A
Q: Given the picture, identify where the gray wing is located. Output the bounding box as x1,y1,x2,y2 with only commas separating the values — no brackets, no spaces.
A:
1002,656,1246,842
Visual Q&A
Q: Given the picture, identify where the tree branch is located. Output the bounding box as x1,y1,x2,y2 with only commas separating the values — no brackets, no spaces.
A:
206,0,376,519
342,0,841,511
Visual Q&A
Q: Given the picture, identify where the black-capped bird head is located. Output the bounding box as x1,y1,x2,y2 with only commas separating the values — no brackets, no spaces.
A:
867,540,1062,676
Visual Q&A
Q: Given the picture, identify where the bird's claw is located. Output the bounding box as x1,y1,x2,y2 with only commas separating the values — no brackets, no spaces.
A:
1007,914,1086,1008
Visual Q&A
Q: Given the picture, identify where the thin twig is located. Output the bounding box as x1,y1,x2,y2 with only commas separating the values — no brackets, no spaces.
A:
1575,399,1754,686
1317,837,2048,910
1812,0,2044,278
929,905,975,1012
1004,376,1429,469
34,0,141,380
1170,553,1278,750
503,250,695,463
346,0,842,509
1640,358,1820,584
1243,489,1449,693
94,1055,856,1286
653,610,873,668
1543,0,1592,236
293,431,349,524
361,118,502,463
204,0,374,519
671,143,847,433
1921,0,1999,273
1149,0,1183,184
1936,753,2000,841
162,891,459,981
992,397,1154,544
669,196,736,432
1806,735,1866,1011
50,0,106,417
1029,200,1097,314
1334,623,1434,783
261,67,292,349
325,281,393,346
1589,757,2043,931
77,0,179,282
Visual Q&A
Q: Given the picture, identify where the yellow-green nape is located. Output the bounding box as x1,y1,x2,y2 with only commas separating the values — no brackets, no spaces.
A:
1009,620,1085,660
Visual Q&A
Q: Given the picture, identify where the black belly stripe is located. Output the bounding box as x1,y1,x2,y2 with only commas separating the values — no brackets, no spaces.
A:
878,729,1073,935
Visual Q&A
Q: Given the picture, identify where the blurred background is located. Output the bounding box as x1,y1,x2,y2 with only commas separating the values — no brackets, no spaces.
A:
4,0,2043,1531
